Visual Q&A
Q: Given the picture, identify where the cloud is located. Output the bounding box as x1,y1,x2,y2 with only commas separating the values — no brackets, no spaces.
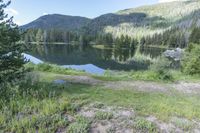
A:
5,8,19,16
43,13,48,15
14,20,22,25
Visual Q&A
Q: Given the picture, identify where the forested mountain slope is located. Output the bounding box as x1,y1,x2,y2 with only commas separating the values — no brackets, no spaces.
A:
86,0,200,38
21,14,91,31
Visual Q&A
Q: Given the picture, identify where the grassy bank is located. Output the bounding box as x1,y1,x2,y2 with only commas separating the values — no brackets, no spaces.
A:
94,70,200,82
25,63,200,83
25,63,87,76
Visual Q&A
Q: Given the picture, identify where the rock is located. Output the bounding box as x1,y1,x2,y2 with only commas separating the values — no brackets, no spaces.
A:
163,48,184,61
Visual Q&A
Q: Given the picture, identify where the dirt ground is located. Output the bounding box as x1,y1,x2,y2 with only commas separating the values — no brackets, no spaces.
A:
56,75,200,94
76,103,200,133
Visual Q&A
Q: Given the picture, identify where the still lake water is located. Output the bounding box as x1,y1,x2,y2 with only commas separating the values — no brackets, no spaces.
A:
26,44,165,75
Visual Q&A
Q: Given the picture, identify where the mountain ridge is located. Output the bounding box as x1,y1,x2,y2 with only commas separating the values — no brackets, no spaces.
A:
21,0,200,38
21,14,91,31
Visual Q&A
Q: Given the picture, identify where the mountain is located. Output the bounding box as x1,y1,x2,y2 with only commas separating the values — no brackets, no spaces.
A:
22,0,200,38
86,0,200,38
21,14,91,31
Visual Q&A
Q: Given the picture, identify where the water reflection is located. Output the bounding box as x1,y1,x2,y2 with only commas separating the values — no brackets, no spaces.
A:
28,44,165,71
139,45,166,58
63,64,105,75
23,53,43,64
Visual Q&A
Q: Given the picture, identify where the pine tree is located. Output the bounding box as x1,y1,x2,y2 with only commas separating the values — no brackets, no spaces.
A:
140,37,146,46
36,29,43,43
189,27,200,44
0,0,26,84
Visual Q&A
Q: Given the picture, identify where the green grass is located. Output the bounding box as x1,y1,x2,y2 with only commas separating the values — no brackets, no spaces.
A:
63,85,200,121
1,71,200,132
25,61,200,83
0,84,70,132
1,62,199,132
25,63,87,76
92,70,200,83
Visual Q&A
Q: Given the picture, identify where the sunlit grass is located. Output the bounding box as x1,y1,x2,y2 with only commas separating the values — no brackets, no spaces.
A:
1,71,200,132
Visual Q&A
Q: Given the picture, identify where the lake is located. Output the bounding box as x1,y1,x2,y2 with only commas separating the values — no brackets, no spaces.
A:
26,44,166,75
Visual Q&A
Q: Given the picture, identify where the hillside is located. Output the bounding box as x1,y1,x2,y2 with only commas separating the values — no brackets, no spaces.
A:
21,14,91,31
86,0,200,38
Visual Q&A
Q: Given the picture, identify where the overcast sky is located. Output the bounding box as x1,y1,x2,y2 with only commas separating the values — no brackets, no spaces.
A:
5,0,179,25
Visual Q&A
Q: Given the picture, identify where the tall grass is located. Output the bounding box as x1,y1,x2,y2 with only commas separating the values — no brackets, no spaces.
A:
0,74,88,132
25,63,86,76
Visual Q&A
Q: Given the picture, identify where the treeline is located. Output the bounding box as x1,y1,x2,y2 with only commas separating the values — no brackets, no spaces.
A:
115,35,138,49
140,28,187,48
22,29,80,43
21,28,137,47
140,27,200,48
189,27,200,44
114,35,138,61
22,26,200,48
22,29,115,45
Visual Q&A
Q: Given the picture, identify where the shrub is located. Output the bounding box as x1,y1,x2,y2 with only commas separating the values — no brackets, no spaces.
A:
37,63,53,71
95,111,113,120
150,57,174,81
171,117,194,131
134,117,157,132
182,43,200,75
68,115,90,133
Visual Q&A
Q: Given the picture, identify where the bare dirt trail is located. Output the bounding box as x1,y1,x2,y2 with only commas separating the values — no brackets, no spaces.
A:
56,75,200,94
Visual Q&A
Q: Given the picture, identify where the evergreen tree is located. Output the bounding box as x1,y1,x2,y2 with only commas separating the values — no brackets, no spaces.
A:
0,0,26,84
140,37,146,46
189,27,200,44
36,29,43,43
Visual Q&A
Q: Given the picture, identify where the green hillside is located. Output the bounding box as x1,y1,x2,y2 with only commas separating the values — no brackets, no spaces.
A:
87,0,200,38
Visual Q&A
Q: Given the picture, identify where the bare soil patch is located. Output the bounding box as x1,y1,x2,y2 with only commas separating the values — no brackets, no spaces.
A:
55,75,200,94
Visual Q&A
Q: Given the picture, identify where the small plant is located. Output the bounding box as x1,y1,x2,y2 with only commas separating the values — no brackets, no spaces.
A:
93,102,105,109
134,117,157,133
95,111,113,120
171,117,194,131
150,57,174,81
68,115,91,133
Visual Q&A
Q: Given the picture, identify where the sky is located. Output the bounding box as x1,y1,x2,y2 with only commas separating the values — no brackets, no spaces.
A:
5,0,172,25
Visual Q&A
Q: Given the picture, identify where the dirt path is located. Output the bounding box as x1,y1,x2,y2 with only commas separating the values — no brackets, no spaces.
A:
56,75,200,94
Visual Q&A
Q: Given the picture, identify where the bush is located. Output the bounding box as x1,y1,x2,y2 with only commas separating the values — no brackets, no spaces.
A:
150,57,174,81
134,117,157,132
95,111,113,120
182,43,200,75
68,116,90,133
